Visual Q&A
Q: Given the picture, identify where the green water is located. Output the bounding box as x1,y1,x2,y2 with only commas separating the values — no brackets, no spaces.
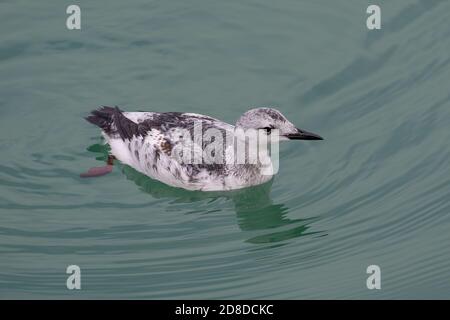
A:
1,0,450,299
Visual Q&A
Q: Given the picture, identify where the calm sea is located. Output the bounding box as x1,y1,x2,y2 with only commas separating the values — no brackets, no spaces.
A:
1,0,449,298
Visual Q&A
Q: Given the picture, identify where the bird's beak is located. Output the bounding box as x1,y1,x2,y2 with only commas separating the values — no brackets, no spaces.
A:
285,128,323,140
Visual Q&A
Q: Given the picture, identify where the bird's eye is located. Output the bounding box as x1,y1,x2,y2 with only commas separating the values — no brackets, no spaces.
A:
262,127,272,134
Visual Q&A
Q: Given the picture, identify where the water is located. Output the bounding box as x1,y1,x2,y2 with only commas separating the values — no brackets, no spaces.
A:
1,0,450,299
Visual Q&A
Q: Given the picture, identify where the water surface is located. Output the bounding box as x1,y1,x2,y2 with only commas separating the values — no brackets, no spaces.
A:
1,0,450,298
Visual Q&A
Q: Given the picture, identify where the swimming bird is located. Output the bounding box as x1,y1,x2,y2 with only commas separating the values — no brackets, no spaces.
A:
82,106,323,191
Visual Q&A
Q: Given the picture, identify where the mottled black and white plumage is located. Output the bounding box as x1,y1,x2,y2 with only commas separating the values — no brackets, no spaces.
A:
85,106,322,191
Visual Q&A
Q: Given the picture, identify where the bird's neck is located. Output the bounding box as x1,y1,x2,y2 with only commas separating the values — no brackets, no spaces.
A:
231,143,274,185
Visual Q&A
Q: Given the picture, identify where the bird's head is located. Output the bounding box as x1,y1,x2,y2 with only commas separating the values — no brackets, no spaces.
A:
235,107,323,142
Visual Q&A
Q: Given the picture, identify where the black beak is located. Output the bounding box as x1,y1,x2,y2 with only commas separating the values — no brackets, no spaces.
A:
285,128,323,140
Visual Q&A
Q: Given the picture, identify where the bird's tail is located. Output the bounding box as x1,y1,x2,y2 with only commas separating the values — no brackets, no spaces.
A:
85,106,117,134
85,106,141,140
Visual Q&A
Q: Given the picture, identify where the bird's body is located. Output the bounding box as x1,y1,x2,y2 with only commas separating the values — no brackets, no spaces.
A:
85,106,322,191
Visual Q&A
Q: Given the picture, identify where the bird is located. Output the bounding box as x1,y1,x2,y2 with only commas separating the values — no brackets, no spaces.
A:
82,106,323,191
